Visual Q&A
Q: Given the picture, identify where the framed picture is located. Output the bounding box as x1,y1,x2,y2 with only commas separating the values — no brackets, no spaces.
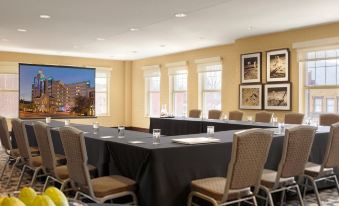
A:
239,84,262,110
264,83,291,110
241,52,261,83
266,49,289,82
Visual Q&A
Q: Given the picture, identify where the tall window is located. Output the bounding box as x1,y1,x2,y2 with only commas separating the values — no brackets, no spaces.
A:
327,98,335,113
144,66,161,117
146,76,160,116
170,73,187,116
197,61,222,118
0,74,19,118
95,69,111,116
301,48,339,117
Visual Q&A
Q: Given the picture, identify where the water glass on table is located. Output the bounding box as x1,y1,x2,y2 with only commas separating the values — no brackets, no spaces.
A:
247,116,253,122
45,117,51,124
118,126,125,138
207,126,215,138
153,129,161,144
93,122,99,134
64,119,70,126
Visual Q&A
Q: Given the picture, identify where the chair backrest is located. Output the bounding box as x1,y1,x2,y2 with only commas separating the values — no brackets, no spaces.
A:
0,116,13,152
276,125,316,182
319,113,339,126
322,122,339,170
189,109,202,118
11,119,32,162
58,126,94,196
284,113,304,124
255,111,273,123
208,110,222,120
223,129,273,201
32,121,57,175
228,111,243,121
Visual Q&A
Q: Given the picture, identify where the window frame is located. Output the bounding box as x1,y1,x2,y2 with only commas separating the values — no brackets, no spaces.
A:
145,76,160,117
169,73,188,116
198,69,222,118
95,68,111,117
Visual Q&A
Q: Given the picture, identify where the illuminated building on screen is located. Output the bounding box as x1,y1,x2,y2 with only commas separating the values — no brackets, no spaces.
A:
31,70,94,113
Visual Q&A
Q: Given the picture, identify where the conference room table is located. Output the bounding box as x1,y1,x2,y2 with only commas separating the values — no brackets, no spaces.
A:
149,117,276,135
22,120,331,206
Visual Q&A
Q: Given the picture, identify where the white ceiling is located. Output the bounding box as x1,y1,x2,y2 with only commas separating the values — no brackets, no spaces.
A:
0,0,339,60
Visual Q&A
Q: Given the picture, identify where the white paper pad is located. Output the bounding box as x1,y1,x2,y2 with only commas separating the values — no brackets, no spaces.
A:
129,141,146,144
100,136,114,139
172,137,220,145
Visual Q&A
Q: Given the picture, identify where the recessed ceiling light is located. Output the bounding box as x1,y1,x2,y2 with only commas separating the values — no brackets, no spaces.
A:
40,14,51,19
96,37,105,41
129,28,139,32
175,13,187,18
17,28,27,32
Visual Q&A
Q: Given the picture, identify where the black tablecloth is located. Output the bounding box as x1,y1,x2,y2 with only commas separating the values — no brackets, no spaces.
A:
22,121,331,206
149,117,276,135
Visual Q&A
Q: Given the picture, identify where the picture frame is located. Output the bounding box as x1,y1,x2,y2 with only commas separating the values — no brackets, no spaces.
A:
241,52,261,83
266,48,290,82
239,84,263,110
264,83,291,111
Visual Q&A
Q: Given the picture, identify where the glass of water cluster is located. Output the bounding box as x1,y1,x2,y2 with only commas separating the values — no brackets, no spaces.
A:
153,129,161,144
118,126,125,138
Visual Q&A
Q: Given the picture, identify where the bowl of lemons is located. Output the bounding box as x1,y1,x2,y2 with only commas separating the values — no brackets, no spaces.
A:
0,186,87,206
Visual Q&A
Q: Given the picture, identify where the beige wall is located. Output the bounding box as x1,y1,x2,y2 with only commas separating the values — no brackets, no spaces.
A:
0,52,130,128
131,22,339,128
2,22,339,129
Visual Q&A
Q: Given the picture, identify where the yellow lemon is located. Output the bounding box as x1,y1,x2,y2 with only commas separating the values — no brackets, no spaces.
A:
32,195,56,206
18,187,37,206
44,187,69,206
1,197,25,206
0,197,5,205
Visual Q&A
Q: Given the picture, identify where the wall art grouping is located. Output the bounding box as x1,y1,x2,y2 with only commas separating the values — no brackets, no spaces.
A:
239,48,291,111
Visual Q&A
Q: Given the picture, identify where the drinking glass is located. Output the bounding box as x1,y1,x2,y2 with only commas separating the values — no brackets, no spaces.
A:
207,126,215,138
223,115,228,121
272,117,278,125
93,122,99,134
118,126,125,138
64,119,70,126
247,116,253,122
45,117,51,124
153,129,161,144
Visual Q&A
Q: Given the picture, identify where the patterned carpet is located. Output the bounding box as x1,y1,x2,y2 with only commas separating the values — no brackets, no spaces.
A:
0,149,339,205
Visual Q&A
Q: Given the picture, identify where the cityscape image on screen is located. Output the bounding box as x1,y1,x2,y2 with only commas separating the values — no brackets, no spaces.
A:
19,64,96,119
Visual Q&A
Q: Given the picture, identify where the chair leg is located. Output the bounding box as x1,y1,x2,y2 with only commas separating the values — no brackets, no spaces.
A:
309,179,322,206
252,196,258,206
131,192,138,206
302,177,309,198
0,157,10,180
16,165,27,190
6,158,20,187
296,185,305,206
30,167,42,188
332,175,339,196
280,190,286,205
43,176,51,192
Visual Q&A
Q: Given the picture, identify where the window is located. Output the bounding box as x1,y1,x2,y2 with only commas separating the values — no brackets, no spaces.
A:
144,65,161,117
300,48,339,117
313,97,323,113
326,98,335,113
170,73,187,116
95,69,111,116
0,74,19,118
196,59,222,118
146,76,160,116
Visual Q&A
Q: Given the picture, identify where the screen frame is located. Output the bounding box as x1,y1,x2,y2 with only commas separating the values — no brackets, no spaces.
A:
19,63,97,119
